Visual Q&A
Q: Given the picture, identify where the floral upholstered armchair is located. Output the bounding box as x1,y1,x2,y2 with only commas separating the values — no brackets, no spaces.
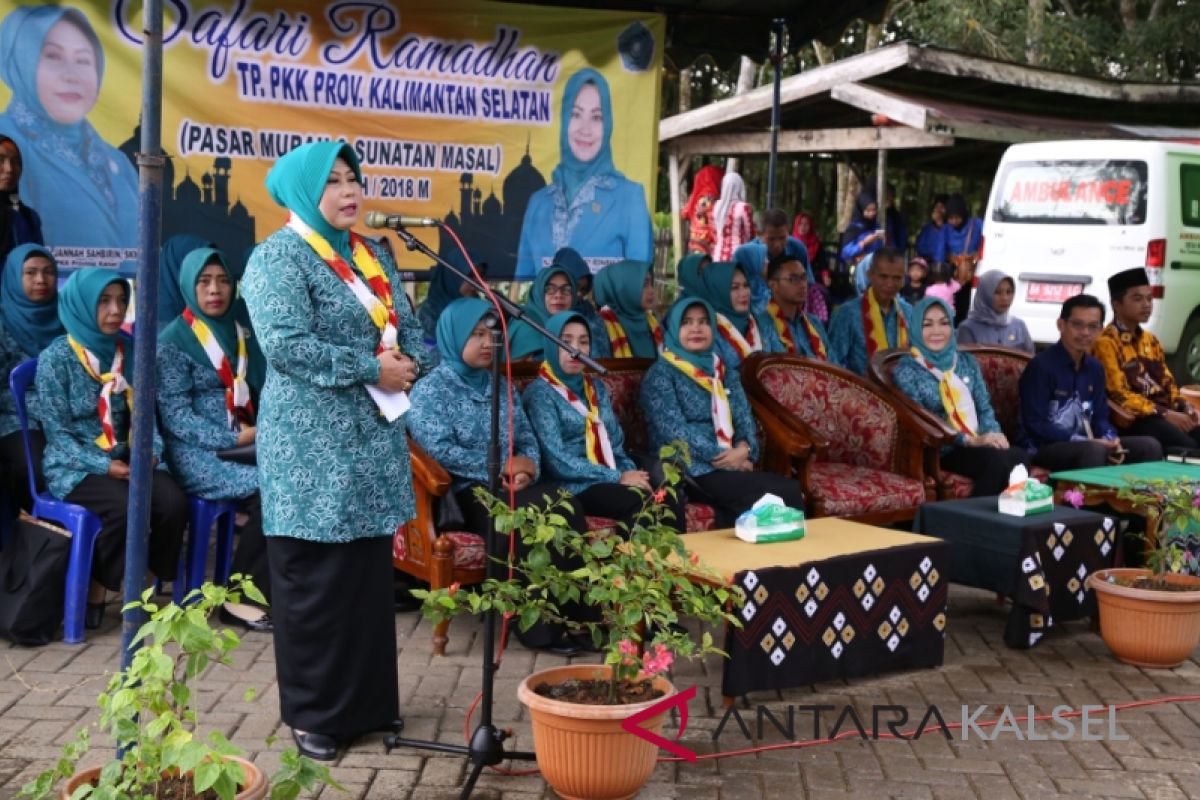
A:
742,353,934,525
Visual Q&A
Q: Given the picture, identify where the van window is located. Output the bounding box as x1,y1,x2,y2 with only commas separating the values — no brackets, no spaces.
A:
991,160,1148,225
1183,164,1200,227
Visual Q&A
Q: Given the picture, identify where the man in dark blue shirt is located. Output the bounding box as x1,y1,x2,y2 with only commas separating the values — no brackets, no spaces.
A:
1018,294,1162,470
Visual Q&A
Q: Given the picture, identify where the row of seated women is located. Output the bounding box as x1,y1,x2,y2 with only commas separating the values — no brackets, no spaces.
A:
0,243,269,631
407,294,802,654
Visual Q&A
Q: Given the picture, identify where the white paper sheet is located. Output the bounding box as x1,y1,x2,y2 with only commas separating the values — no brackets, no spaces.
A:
366,384,410,422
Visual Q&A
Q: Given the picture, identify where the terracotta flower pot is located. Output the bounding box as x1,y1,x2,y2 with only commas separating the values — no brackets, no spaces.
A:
517,664,675,800
61,755,268,800
1087,568,1200,668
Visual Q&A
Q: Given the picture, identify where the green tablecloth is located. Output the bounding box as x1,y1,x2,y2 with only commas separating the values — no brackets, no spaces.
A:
1049,461,1200,488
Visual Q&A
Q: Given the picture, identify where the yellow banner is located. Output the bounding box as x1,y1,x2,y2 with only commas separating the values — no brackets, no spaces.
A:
0,0,663,279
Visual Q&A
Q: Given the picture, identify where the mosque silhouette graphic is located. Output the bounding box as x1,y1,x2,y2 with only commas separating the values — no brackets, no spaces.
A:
119,126,545,279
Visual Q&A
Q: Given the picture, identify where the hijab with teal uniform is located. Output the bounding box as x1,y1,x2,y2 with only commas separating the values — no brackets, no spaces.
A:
553,68,621,206
422,249,480,326
436,297,494,393
677,253,711,297
695,260,753,335
1,243,63,356
156,234,210,331
265,141,362,261
662,296,718,374
593,260,655,358
910,296,959,371
507,266,576,360
540,311,589,395
58,267,130,366
158,247,266,394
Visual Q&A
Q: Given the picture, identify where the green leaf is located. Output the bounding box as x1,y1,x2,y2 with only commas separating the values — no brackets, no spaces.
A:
193,760,220,793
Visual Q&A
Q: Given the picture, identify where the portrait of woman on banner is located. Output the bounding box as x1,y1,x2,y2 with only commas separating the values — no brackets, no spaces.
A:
515,67,654,280
0,5,139,251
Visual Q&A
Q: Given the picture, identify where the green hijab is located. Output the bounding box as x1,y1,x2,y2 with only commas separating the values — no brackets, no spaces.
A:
695,260,751,334
676,253,710,297
158,248,266,394
593,260,655,358
508,266,576,360
540,311,589,394
910,296,958,371
57,268,130,366
436,297,494,393
1,243,64,357
265,141,362,260
662,296,717,374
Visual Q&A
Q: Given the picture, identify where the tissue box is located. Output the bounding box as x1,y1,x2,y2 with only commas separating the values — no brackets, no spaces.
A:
998,482,1053,517
735,494,806,543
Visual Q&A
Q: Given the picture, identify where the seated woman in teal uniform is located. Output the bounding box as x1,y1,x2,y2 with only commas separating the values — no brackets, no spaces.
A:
690,260,764,369
589,259,662,359
0,244,63,517
515,68,653,279
408,297,594,656
505,264,577,361
892,297,1030,496
36,268,186,628
523,310,685,531
639,297,804,527
416,249,479,360
156,247,272,631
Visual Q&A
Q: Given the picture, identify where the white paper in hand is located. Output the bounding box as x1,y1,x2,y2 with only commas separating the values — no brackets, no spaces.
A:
366,384,410,422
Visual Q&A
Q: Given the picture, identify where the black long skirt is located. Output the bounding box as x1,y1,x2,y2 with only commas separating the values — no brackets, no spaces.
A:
266,534,398,739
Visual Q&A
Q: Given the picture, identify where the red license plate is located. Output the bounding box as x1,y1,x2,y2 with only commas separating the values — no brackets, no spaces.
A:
1026,281,1084,303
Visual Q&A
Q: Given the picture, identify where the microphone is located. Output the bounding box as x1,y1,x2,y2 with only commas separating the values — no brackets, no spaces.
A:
364,210,439,230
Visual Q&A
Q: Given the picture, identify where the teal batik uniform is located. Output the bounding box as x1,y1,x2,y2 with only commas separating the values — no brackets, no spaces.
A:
408,298,541,492
36,270,165,499
522,312,636,495
157,248,265,500
827,290,912,376
638,298,759,478
241,147,430,543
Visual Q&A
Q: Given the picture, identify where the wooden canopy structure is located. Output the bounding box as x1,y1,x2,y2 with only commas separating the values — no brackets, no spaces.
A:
660,41,1200,256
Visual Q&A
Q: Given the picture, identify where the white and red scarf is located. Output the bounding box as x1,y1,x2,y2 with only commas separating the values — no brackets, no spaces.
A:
68,337,131,452
662,349,733,450
184,308,254,428
715,313,763,360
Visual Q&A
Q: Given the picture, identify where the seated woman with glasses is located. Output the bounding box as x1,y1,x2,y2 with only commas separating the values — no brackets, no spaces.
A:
505,265,577,361
756,252,829,360
588,260,662,359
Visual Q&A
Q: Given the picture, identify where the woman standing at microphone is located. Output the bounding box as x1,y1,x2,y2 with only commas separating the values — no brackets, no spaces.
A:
241,142,428,762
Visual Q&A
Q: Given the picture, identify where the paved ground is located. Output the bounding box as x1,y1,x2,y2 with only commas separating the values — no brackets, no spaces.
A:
1,583,1198,800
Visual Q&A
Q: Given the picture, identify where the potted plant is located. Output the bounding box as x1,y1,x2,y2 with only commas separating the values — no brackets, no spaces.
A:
416,446,742,800
18,577,342,800
1069,479,1200,667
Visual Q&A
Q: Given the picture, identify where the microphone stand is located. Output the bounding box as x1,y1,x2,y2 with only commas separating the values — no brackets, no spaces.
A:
384,223,606,799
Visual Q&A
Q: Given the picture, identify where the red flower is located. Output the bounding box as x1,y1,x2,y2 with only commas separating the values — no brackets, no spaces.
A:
448,582,460,597
653,489,667,504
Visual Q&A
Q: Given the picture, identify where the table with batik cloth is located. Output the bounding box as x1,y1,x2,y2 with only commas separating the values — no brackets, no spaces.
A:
913,497,1117,649
1050,461,1200,574
683,520,948,700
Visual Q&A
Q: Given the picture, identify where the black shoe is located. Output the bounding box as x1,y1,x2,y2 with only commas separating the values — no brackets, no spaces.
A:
292,729,338,762
523,631,581,657
219,607,274,633
84,602,105,630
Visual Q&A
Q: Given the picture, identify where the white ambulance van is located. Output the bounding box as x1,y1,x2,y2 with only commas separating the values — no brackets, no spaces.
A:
978,139,1200,382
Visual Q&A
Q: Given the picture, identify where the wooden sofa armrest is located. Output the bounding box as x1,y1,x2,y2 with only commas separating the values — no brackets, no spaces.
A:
407,436,451,497
749,395,816,476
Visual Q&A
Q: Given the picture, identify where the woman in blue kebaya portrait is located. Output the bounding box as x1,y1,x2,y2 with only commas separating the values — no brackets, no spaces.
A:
515,67,653,279
0,5,139,251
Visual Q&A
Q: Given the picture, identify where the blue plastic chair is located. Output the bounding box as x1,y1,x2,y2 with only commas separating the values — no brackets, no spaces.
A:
8,359,104,644
173,496,238,604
